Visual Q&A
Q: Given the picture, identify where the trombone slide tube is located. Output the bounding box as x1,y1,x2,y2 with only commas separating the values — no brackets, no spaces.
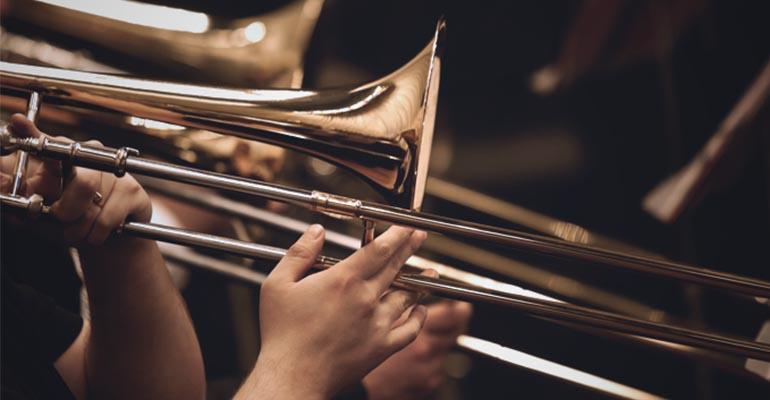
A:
5,134,770,298
161,246,664,400
1,193,769,361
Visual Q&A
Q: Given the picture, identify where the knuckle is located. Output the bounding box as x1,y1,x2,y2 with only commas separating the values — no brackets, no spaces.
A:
405,326,421,344
286,242,313,260
74,170,101,193
373,317,390,333
374,241,393,259
93,216,112,239
339,274,362,292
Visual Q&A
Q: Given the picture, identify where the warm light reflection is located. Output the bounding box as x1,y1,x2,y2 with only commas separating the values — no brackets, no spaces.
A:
37,0,211,33
406,255,559,302
244,22,267,43
1,62,315,102
128,117,186,131
457,335,664,400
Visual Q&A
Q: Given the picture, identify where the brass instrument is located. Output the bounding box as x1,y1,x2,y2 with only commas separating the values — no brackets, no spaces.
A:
0,16,443,209
3,131,770,362
157,247,664,400
4,0,325,86
2,17,770,372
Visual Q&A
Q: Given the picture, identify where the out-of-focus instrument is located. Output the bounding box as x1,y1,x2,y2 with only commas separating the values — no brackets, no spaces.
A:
644,60,770,224
3,0,325,86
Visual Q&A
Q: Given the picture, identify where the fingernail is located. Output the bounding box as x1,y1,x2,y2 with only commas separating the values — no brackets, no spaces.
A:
308,224,323,238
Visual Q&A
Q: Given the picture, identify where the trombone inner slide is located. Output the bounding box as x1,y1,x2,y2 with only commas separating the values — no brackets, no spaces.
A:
3,133,770,299
1,192,769,362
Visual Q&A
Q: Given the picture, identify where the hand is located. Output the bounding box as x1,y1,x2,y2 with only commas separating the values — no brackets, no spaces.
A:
363,301,473,400
237,225,430,400
1,114,151,246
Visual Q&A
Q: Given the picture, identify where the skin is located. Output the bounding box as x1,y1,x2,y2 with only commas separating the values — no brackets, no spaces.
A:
234,225,432,399
1,114,205,400
2,114,472,399
363,301,473,400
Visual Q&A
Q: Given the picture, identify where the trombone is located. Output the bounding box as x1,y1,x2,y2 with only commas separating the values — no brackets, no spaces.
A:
3,0,325,86
1,19,769,360
2,133,770,362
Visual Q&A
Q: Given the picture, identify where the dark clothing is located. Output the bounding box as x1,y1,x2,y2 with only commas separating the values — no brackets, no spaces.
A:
2,224,82,400
1,275,82,400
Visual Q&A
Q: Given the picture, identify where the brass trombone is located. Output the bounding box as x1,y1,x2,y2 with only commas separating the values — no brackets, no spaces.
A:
2,132,770,362
4,0,325,86
1,20,770,361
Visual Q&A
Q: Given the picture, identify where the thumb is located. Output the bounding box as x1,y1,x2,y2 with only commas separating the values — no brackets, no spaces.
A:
9,113,42,138
270,224,325,283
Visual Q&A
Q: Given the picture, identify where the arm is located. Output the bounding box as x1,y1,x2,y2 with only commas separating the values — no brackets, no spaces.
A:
6,114,205,400
79,237,205,400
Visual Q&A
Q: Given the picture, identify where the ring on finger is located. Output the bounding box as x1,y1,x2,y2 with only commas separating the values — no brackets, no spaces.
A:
92,191,104,206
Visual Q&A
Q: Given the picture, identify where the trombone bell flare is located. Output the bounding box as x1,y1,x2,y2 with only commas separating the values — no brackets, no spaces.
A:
0,19,446,209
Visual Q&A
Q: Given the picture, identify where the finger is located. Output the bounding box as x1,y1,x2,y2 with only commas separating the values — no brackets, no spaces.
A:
387,269,438,329
270,224,325,283
335,225,414,279
50,167,101,222
424,301,473,335
418,331,460,357
369,230,427,292
386,305,427,353
8,114,41,138
379,288,420,324
85,178,137,245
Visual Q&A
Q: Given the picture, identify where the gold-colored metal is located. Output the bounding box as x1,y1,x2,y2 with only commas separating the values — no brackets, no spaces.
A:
4,0,325,86
2,189,769,362
0,19,445,208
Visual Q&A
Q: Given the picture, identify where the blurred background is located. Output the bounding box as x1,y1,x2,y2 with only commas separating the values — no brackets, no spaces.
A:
2,0,770,398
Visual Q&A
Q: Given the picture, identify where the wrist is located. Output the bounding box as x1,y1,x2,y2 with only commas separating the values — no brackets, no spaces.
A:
239,354,327,400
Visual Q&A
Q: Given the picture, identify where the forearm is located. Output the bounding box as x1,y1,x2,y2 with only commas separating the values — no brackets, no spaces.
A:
79,237,205,400
234,355,325,400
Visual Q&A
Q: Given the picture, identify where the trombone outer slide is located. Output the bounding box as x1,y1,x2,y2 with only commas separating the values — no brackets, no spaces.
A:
4,133,770,299
2,192,770,362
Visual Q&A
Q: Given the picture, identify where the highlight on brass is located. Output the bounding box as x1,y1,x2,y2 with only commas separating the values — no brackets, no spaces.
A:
1,1,768,399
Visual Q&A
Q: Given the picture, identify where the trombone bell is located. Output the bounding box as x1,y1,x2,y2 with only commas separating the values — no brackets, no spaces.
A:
0,20,446,209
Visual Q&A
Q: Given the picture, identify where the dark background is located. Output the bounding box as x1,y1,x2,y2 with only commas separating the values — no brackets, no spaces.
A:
5,0,770,398
286,1,770,398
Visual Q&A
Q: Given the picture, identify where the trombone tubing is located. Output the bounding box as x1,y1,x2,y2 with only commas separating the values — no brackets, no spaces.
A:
4,133,770,298
160,246,664,400
140,180,766,376
2,193,769,361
